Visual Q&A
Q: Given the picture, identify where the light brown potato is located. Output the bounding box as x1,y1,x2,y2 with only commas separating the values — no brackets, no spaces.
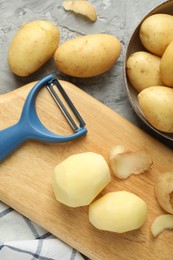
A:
139,14,173,56
160,40,173,87
126,51,162,92
54,34,121,78
89,191,147,233
138,86,173,133
155,172,173,214
8,20,60,77
52,152,111,207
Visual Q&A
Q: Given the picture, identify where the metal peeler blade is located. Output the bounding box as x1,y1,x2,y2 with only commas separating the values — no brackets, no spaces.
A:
46,79,86,133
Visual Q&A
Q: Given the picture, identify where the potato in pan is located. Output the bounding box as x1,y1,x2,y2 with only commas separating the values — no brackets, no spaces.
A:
125,2,173,138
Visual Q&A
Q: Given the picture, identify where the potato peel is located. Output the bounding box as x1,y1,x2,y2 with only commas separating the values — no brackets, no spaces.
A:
151,214,173,237
109,145,152,179
109,144,127,160
155,172,173,214
63,1,97,22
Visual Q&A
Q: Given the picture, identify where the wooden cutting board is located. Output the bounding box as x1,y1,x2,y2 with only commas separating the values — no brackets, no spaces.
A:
0,80,173,260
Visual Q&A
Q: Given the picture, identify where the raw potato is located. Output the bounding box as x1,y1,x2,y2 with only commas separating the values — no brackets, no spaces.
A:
89,191,147,233
155,172,173,214
126,51,162,92
138,86,173,133
109,145,152,179
8,20,60,77
151,214,173,237
63,1,97,22
54,34,121,78
139,14,173,56
160,40,173,87
52,152,111,207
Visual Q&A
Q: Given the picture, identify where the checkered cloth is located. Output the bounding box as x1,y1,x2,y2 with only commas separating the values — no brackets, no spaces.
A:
0,202,86,260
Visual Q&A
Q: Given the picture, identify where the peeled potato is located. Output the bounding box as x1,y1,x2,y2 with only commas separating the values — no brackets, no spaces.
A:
54,34,121,78
52,152,111,207
89,191,147,233
139,14,173,56
138,86,173,133
126,51,162,92
8,20,60,77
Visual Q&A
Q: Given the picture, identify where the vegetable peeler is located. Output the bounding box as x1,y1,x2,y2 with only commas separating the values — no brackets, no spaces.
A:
0,74,87,161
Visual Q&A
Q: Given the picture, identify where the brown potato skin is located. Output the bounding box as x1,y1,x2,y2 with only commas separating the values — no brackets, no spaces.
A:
8,20,60,77
54,34,121,78
155,172,173,214
138,86,173,133
139,14,173,56
126,51,162,92
160,40,173,87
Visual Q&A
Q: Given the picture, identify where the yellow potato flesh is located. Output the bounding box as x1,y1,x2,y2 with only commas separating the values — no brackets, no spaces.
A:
52,152,111,207
139,14,173,56
89,191,147,233
126,51,162,92
138,86,173,133
8,20,60,77
54,34,121,78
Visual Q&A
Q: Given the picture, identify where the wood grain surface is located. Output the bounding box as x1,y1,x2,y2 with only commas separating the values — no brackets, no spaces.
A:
0,80,173,260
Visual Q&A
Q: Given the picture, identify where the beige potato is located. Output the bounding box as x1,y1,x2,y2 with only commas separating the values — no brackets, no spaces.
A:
52,152,111,207
160,40,173,87
8,20,60,77
139,14,173,56
54,34,121,78
138,86,173,133
126,51,162,92
89,191,147,233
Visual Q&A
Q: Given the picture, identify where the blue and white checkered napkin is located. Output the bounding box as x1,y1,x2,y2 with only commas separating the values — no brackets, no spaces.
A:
0,202,86,260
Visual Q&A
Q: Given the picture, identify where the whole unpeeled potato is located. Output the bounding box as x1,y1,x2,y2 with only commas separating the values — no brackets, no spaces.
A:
8,20,60,77
138,86,173,133
139,14,173,56
160,40,173,87
126,51,162,92
54,34,121,78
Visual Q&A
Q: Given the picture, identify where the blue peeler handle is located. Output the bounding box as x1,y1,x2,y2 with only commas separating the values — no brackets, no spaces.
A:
0,118,86,161
0,74,87,161
0,122,29,161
